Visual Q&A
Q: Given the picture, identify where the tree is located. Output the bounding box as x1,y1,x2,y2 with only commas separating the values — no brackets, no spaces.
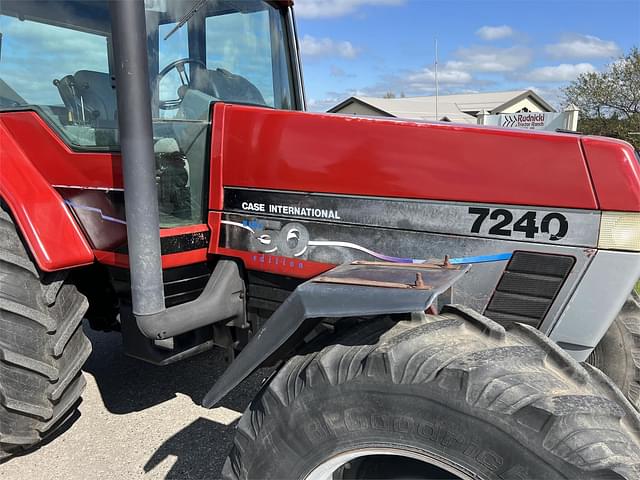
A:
563,47,640,149
382,91,396,99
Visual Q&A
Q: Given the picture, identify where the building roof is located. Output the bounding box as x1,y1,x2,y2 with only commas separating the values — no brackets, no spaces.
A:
327,90,556,124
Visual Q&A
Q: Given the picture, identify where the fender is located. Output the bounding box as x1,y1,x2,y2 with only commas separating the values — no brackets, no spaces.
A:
202,261,469,407
0,120,94,271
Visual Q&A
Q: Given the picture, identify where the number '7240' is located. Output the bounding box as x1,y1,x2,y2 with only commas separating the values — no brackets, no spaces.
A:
468,207,569,241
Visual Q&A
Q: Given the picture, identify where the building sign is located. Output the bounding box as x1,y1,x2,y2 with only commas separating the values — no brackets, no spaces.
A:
501,112,556,129
483,111,573,131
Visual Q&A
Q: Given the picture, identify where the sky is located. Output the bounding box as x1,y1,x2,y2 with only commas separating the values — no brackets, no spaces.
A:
294,0,640,111
1,0,637,114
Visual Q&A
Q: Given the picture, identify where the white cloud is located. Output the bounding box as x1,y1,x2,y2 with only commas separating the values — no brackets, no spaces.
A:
406,66,473,86
295,0,405,19
526,63,596,82
476,25,514,41
545,34,621,59
300,35,360,59
450,46,532,72
366,45,530,97
352,63,482,99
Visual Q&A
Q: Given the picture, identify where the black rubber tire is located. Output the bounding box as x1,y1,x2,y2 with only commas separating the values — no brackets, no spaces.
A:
223,306,640,480
588,292,640,410
0,207,91,459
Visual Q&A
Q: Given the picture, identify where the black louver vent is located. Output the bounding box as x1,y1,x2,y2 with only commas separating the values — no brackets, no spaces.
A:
110,262,211,308
484,251,575,328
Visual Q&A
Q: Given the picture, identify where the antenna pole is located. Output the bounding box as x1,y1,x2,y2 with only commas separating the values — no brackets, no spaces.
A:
435,38,439,121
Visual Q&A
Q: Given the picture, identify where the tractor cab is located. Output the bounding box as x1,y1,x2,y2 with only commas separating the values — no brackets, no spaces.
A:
0,0,303,226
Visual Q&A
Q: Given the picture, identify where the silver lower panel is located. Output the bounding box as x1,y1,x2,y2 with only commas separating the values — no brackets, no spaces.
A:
549,250,640,361
221,213,595,335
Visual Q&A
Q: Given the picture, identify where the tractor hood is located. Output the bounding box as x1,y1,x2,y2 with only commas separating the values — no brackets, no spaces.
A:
210,103,640,213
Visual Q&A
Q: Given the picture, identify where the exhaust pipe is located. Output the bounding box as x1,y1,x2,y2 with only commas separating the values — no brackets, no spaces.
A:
110,0,165,319
110,0,244,340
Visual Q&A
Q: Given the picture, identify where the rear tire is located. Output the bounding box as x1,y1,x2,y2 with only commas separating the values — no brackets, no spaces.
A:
588,292,640,410
0,207,91,459
224,307,640,479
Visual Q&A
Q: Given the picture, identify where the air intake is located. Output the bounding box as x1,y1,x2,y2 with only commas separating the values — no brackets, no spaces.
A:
484,251,575,328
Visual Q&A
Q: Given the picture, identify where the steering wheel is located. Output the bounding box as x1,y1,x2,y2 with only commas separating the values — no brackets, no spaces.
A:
157,58,211,110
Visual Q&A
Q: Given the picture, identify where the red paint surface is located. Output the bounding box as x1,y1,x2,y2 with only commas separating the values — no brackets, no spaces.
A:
94,248,208,269
0,119,94,271
92,224,210,268
582,137,640,212
1,112,122,188
208,105,226,211
214,104,599,209
207,211,222,254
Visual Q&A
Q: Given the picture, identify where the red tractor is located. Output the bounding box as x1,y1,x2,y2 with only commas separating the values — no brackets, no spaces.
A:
1,1,639,478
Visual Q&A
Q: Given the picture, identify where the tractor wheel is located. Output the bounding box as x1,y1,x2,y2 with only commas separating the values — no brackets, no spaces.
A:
0,207,91,459
588,291,640,410
223,307,640,480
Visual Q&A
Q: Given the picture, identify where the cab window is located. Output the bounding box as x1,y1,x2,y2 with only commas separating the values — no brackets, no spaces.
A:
0,5,115,148
205,8,277,107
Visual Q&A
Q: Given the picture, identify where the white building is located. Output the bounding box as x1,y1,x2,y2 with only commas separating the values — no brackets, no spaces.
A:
328,90,556,124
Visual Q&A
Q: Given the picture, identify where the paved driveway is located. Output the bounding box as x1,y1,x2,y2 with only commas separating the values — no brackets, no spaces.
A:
0,326,268,480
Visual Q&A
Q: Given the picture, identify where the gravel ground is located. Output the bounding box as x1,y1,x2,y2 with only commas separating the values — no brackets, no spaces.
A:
0,325,268,480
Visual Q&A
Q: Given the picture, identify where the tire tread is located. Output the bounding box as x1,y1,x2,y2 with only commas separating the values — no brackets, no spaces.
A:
588,292,640,410
224,305,640,479
0,207,90,458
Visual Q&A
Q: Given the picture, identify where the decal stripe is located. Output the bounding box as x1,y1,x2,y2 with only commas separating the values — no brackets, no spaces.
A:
449,252,513,264
65,200,126,225
221,219,256,234
306,240,417,263
222,218,512,265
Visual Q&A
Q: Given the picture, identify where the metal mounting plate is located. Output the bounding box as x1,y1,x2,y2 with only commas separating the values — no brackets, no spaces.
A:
313,262,462,290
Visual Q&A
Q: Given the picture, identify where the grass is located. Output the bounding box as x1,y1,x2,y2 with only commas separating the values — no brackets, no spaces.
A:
636,281,640,294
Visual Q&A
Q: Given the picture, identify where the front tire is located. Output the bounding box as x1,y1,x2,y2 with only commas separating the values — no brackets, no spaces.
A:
0,208,91,458
224,307,640,479
588,292,640,410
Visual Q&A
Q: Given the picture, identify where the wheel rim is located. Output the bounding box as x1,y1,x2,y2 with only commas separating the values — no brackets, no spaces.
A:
304,447,475,480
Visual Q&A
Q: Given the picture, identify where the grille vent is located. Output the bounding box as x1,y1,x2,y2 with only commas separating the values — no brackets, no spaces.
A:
110,263,211,308
484,251,575,328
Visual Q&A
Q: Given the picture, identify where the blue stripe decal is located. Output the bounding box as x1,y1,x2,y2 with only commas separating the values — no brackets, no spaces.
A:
64,200,127,225
448,252,513,265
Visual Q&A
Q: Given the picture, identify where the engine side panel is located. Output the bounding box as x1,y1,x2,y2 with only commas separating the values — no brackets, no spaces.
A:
213,187,598,334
